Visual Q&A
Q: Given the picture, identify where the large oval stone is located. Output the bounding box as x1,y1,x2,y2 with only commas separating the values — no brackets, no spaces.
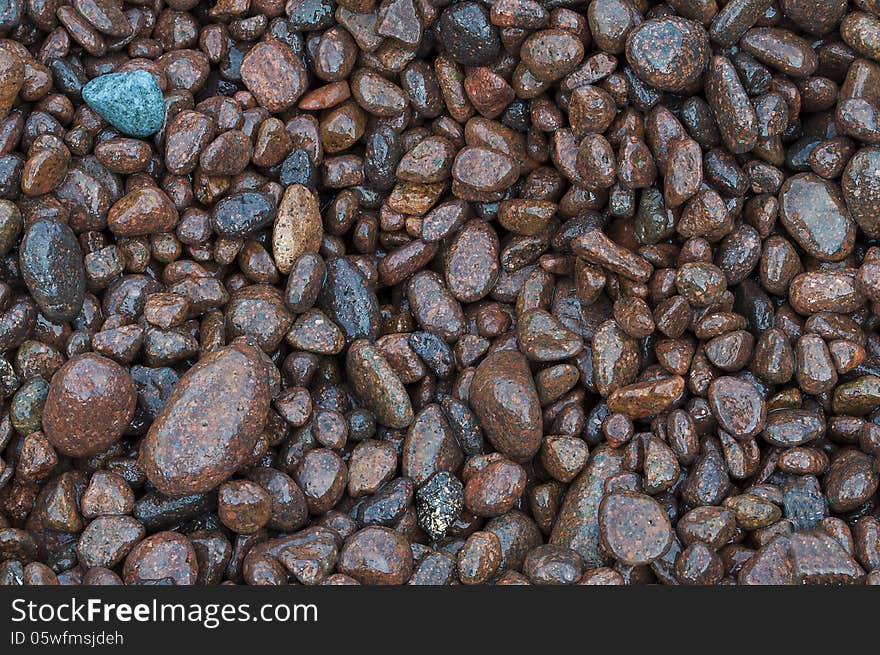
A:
43,353,137,457
778,173,856,262
19,217,85,322
138,343,270,496
470,350,542,462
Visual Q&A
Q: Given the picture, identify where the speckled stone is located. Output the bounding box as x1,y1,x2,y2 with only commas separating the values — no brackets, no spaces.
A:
0,45,24,119
470,350,543,462
273,184,322,275
598,491,673,566
842,146,880,238
138,342,270,497
82,70,165,138
338,526,413,584
551,446,625,567
78,516,145,569
123,531,198,585
42,353,136,458
318,257,381,343
19,218,85,323
415,471,464,542
626,17,710,92
346,339,413,428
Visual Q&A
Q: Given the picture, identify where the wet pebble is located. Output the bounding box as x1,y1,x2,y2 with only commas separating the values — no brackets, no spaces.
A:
138,343,269,497
599,492,673,566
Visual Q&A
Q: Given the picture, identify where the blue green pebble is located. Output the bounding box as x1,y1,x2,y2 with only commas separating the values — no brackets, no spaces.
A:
82,70,165,138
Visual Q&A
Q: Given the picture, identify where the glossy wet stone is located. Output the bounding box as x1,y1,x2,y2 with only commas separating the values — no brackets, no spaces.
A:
458,531,501,584
706,55,758,154
740,28,818,77
292,448,345,514
551,446,624,566
81,471,134,519
607,375,685,419
226,285,292,353
0,46,23,119
592,320,640,396
240,39,308,112
778,173,856,262
626,18,710,92
521,29,585,83
833,376,880,415
842,146,880,238
464,458,527,517
218,480,272,534
138,343,269,497
82,70,164,137
517,309,583,362
273,184,322,275
789,271,864,314
675,262,726,307
402,404,462,486
165,111,215,175
107,187,178,237
790,531,865,584
211,191,276,238
708,376,766,439
439,2,500,67
338,526,413,584
78,516,145,569
19,218,85,322
677,506,737,550
444,219,499,303
42,353,135,458
599,492,672,566
123,531,198,585
573,229,653,282
452,147,518,195
826,449,874,511
415,471,463,543
470,350,542,462
319,256,380,343
346,340,413,429
406,271,465,342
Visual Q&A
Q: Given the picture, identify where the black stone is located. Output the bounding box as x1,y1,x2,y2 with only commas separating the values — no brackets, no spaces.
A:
438,2,500,66
415,471,464,542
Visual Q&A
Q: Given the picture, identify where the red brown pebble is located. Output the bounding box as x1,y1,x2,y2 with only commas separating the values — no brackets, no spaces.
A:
469,350,543,462
573,229,653,282
625,17,710,92
78,516,145,569
708,376,766,438
346,339,414,429
778,173,856,262
598,492,673,566
107,186,179,237
138,342,270,497
123,531,199,585
457,531,502,584
464,458,527,517
81,471,134,518
218,480,272,534
42,353,136,458
16,431,57,481
240,39,308,112
337,526,413,585
0,46,23,118
606,375,685,419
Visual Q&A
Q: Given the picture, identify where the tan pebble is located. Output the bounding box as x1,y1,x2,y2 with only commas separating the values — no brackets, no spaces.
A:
272,183,323,275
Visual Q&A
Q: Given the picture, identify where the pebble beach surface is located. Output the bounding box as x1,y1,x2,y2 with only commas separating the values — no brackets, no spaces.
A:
0,0,877,587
